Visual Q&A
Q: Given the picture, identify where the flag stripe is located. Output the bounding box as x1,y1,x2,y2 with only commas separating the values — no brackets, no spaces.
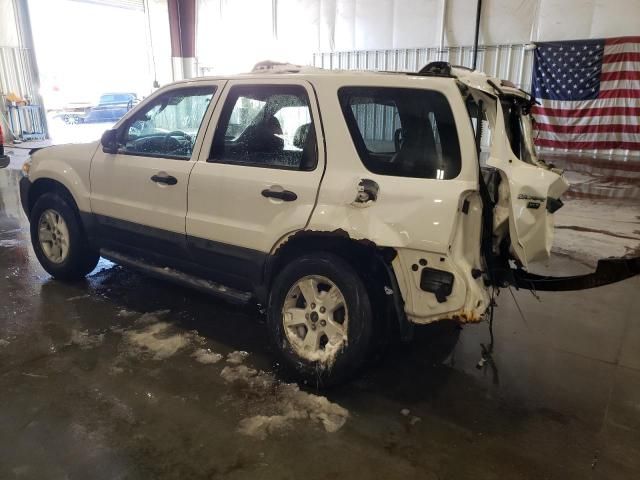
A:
603,43,640,54
599,79,640,90
532,105,640,118
534,123,640,134
535,131,639,142
536,116,639,126
602,52,640,64
605,36,640,45
602,61,640,73
598,88,640,99
600,71,640,81
534,139,640,150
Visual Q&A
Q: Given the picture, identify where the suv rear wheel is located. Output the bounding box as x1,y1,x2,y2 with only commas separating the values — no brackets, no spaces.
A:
267,252,375,386
30,193,99,280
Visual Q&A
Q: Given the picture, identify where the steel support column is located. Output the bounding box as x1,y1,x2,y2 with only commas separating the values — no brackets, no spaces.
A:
168,0,196,80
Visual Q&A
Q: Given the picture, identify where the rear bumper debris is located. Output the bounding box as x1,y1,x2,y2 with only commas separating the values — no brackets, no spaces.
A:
513,257,640,291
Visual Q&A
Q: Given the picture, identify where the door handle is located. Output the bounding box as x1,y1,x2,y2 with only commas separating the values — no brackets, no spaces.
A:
261,188,297,202
151,174,178,185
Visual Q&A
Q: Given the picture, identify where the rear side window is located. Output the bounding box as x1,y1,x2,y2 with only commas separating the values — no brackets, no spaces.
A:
338,87,461,179
210,84,317,171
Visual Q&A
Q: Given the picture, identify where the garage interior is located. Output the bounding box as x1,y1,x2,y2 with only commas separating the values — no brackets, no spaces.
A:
1,1,639,479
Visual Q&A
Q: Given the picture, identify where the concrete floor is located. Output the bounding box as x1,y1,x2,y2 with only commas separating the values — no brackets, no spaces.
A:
1,150,640,479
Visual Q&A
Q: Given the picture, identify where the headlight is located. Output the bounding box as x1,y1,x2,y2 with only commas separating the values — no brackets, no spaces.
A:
21,158,32,177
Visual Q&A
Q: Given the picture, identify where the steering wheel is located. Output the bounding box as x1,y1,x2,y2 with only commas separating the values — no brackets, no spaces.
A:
163,130,192,152
393,127,404,153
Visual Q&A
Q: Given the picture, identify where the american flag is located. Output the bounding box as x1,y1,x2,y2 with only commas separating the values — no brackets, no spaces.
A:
531,36,640,153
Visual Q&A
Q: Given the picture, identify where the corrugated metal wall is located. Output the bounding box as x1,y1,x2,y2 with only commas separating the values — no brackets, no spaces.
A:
313,44,533,153
313,44,534,91
0,46,37,103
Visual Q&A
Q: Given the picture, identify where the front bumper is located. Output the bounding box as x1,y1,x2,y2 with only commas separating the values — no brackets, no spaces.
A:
0,154,9,169
19,176,31,217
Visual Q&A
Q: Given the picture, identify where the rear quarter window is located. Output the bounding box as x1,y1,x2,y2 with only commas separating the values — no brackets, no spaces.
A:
338,87,461,180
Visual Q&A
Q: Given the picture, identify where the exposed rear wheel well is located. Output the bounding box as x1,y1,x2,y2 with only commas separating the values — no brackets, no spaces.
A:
265,231,407,339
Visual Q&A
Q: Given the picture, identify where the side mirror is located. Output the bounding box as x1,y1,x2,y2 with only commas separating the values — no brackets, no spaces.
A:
101,129,118,154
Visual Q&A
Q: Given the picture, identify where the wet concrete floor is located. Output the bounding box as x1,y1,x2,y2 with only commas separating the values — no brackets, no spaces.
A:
1,164,640,479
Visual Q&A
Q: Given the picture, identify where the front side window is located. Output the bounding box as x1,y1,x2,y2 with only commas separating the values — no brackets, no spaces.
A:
120,87,215,159
338,87,461,179
210,85,317,170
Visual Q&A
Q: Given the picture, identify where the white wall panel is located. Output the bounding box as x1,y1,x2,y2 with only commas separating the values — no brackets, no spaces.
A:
0,0,20,47
591,0,640,39
536,0,594,41
481,0,537,44
354,0,393,50
277,0,321,61
195,0,638,72
444,0,476,46
334,0,356,50
392,0,441,48
319,0,337,51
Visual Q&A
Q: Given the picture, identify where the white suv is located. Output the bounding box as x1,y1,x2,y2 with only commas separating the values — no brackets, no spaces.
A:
19,62,638,385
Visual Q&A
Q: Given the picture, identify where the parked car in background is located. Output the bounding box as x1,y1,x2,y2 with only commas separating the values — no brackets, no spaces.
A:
53,101,94,124
84,92,139,123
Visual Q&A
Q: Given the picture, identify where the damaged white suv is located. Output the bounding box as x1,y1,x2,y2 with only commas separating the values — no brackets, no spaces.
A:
19,62,638,385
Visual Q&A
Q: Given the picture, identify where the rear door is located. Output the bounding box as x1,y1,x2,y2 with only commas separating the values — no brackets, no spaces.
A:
187,79,325,289
90,82,224,259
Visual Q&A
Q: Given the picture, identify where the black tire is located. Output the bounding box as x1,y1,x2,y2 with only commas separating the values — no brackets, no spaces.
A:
267,252,375,387
30,192,99,280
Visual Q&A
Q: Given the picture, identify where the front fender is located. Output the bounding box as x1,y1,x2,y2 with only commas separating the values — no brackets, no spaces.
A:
29,142,99,212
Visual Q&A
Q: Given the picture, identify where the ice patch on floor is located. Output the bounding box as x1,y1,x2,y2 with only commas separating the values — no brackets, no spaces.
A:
192,348,223,364
134,310,171,326
124,321,189,360
226,350,249,364
0,239,22,248
552,199,640,267
67,294,90,301
70,329,105,349
220,365,349,439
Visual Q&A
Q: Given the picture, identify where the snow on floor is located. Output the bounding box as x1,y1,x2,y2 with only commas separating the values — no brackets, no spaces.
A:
192,348,223,364
70,329,105,349
226,350,249,364
552,199,640,267
123,320,189,360
221,364,349,439
0,239,23,248
76,309,351,438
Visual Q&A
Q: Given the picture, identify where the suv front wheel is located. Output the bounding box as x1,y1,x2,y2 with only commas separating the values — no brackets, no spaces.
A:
30,193,99,280
267,252,375,386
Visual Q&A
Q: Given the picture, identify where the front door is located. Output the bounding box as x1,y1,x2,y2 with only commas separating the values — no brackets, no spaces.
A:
90,82,223,259
186,80,325,289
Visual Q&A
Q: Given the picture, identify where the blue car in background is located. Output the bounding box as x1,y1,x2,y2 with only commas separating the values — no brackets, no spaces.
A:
84,92,139,123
